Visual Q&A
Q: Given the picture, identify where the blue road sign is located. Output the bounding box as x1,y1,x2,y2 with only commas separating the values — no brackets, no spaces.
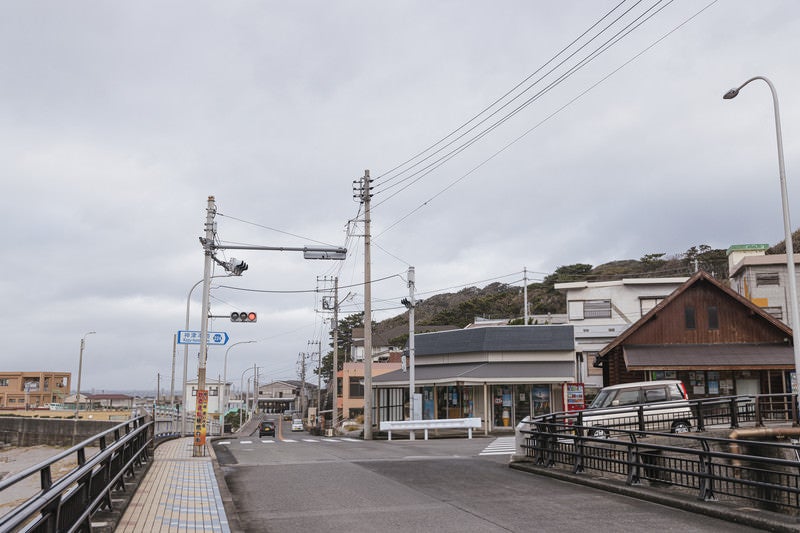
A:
177,330,230,345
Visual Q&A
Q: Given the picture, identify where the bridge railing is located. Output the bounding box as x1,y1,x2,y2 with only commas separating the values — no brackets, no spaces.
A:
0,416,152,533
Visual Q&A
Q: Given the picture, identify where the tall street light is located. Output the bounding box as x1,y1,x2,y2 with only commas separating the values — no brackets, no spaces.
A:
724,76,800,398
73,331,96,443
221,340,256,435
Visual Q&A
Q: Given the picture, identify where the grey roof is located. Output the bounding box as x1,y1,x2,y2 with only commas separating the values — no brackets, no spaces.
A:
623,343,794,369
414,325,574,356
372,361,575,386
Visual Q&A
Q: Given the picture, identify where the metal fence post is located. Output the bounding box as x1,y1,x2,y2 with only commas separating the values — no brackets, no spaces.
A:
697,440,717,501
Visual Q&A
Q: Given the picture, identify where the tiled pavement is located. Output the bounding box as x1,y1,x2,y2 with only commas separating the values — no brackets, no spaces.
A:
115,437,231,533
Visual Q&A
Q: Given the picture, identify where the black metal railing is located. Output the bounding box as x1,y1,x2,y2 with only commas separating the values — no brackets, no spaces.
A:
0,416,152,533
516,393,800,514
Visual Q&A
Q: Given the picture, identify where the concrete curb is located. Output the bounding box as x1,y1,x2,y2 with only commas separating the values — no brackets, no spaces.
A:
510,461,800,532
208,437,244,533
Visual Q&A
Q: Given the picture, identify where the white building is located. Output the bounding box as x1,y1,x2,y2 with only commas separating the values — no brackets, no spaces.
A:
728,243,800,328
554,277,689,397
183,378,228,414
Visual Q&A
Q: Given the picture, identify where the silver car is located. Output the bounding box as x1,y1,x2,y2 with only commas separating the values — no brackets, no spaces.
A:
580,380,692,438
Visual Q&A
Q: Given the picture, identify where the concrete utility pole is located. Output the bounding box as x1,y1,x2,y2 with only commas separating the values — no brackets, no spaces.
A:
407,267,416,432
299,352,308,416
523,267,529,325
332,277,339,423
170,334,176,409
357,170,374,440
194,195,216,457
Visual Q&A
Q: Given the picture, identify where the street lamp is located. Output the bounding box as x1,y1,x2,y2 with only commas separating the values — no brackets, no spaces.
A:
73,331,95,443
724,76,800,400
221,340,256,435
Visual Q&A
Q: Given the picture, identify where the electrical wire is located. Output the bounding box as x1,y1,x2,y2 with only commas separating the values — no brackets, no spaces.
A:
377,0,716,237
371,0,630,187
371,0,674,211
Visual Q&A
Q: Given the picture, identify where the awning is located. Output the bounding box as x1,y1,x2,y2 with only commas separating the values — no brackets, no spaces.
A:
623,343,794,370
372,361,575,387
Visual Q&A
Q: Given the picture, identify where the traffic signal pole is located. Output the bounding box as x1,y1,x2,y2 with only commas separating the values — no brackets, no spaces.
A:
194,195,216,457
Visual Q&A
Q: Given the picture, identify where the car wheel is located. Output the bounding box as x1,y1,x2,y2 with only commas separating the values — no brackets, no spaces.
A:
672,421,690,434
590,428,609,439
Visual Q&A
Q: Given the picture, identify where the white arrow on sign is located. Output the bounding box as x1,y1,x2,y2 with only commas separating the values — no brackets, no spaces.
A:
177,330,230,345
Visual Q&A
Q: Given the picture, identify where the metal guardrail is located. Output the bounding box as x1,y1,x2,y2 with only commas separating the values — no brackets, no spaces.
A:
0,416,152,533
516,393,800,514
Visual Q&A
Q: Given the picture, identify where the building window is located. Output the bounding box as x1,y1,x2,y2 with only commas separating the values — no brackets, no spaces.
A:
707,306,719,330
567,301,584,320
756,272,780,286
349,380,364,398
685,306,696,329
639,297,664,316
0,379,8,387
584,300,612,319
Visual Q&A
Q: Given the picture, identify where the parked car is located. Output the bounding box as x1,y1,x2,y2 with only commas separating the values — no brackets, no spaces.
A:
580,380,692,438
283,410,294,421
258,420,276,437
291,418,304,432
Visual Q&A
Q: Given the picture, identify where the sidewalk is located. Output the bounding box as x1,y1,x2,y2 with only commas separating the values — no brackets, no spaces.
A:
115,437,232,533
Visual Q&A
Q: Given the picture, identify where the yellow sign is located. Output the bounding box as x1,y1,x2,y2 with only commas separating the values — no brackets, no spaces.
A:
194,390,209,446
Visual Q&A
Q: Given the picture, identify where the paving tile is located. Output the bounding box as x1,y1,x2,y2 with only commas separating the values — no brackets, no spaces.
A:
116,437,230,533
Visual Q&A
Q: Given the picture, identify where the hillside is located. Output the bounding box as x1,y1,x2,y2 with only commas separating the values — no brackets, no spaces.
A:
374,239,769,334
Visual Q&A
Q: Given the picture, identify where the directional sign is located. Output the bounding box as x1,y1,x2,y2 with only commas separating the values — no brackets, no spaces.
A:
177,330,230,345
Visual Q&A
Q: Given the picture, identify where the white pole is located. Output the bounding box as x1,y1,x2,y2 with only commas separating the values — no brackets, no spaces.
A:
523,267,529,325
194,195,215,457
408,266,416,440
725,76,800,406
73,331,95,444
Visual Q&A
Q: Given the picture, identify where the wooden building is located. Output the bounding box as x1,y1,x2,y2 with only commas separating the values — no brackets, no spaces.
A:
596,271,795,398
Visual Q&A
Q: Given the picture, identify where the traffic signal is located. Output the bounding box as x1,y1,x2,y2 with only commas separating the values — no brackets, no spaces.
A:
230,311,257,323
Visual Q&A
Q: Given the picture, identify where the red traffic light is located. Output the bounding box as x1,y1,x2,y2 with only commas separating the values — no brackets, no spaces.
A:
230,311,257,323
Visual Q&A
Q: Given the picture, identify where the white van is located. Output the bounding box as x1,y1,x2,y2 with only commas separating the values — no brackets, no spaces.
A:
580,380,692,438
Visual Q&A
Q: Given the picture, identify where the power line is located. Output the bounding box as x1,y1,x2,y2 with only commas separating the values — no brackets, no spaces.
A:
377,0,716,236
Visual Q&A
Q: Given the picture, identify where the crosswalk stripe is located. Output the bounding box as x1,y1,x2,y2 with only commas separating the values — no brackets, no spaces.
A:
302,439,319,442
479,437,516,456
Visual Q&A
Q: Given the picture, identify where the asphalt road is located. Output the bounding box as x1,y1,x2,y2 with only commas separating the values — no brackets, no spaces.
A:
213,417,761,533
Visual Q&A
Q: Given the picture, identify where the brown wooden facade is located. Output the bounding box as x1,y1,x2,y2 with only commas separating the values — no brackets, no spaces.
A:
598,271,795,398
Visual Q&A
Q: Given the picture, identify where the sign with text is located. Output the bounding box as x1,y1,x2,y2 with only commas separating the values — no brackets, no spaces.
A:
177,330,229,345
194,389,209,447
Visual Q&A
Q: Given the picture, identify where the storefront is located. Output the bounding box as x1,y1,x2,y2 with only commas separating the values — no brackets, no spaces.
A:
373,361,574,432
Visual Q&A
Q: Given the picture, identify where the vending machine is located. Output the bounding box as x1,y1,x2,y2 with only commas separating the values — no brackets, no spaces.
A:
563,382,585,412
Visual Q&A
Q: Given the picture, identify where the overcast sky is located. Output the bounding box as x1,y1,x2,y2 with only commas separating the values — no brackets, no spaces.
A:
3,1,800,395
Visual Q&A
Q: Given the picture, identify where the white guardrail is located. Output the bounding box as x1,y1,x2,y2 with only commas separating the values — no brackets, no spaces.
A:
380,417,482,440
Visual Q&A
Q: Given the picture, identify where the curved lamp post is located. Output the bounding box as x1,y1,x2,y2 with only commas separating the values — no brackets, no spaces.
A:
73,331,96,443
221,340,256,435
724,76,800,398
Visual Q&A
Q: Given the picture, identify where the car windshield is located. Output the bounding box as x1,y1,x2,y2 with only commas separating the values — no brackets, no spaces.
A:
589,389,614,409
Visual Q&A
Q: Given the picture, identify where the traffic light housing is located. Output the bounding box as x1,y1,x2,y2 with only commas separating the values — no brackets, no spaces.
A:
230,311,257,323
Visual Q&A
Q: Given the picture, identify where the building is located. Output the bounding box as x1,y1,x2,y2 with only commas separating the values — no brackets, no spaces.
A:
256,380,309,413
0,371,71,408
373,325,576,432
728,243,800,328
554,276,688,397
184,378,227,415
597,271,795,398
338,362,402,420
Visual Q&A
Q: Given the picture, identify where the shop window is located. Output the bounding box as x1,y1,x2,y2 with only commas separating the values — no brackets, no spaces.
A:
707,306,719,330
685,306,696,330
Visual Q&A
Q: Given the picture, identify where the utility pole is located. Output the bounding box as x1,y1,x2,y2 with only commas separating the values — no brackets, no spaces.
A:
407,267,417,436
332,277,339,424
194,195,215,457
523,267,529,325
354,170,374,440
170,334,176,409
299,352,308,416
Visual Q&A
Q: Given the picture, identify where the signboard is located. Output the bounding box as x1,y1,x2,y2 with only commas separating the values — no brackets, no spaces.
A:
194,389,209,446
177,330,230,345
